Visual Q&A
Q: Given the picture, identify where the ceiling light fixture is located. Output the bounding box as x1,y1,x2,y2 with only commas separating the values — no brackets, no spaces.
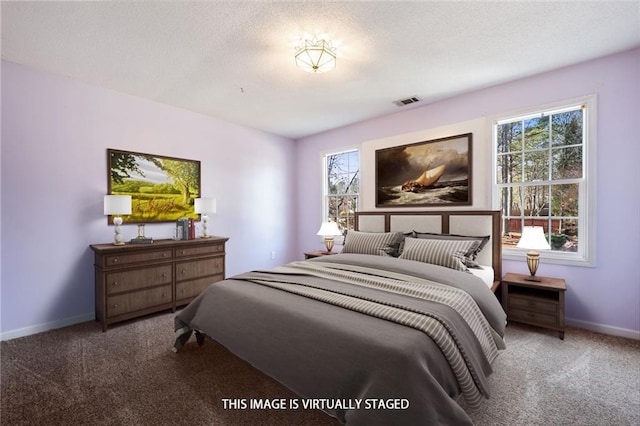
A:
295,35,336,73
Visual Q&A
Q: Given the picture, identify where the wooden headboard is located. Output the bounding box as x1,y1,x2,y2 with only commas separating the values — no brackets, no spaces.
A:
355,210,502,290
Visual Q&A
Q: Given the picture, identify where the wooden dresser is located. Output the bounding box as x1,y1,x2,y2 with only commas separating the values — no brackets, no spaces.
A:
91,236,228,331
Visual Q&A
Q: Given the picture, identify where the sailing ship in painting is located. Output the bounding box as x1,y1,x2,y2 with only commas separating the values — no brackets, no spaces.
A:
401,164,446,192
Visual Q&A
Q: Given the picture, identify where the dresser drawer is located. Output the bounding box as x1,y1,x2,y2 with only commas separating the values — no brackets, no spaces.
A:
106,265,172,295
508,309,558,328
509,294,558,315
106,285,172,318
175,244,224,258
104,250,172,267
176,274,224,302
176,257,224,281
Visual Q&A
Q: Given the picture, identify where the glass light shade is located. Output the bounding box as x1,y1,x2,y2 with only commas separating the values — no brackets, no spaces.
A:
194,198,217,214
103,195,132,215
295,36,336,73
517,226,551,250
317,221,342,237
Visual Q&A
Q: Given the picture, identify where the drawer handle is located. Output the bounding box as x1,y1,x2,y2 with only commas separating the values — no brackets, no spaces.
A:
113,304,118,308
113,258,118,263
163,253,168,257
162,273,167,278
182,250,187,255
112,281,118,286
181,269,186,274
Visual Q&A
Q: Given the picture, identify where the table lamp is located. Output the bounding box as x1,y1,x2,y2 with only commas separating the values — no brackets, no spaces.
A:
317,221,342,252
104,195,132,245
194,198,216,238
517,226,551,281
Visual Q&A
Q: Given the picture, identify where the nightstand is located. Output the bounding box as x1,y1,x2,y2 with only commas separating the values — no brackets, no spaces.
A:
304,250,339,260
502,272,566,339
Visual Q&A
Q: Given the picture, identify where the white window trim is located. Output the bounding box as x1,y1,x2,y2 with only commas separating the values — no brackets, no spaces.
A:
490,94,597,267
321,146,360,246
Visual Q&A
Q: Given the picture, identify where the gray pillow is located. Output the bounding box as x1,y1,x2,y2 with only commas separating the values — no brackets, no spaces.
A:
412,231,490,268
342,231,404,257
399,237,480,271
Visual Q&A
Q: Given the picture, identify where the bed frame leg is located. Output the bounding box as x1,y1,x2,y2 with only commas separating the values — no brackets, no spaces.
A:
195,331,205,347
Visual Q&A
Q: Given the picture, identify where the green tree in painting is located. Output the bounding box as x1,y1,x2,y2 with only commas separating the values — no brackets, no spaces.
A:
161,159,200,204
110,152,145,184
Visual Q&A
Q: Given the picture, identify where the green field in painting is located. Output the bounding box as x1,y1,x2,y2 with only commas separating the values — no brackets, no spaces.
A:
112,183,198,223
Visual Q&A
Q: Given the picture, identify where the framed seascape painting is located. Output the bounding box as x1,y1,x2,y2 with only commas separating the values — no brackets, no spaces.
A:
107,149,201,223
375,133,472,207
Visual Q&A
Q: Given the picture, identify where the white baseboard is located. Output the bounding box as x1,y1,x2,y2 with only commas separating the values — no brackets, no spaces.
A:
566,317,640,340
0,312,95,341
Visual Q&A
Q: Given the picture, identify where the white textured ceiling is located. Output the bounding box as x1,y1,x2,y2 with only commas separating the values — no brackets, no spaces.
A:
2,1,639,139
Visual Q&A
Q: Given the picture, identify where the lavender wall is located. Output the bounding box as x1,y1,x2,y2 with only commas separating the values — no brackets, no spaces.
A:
295,48,640,338
0,60,297,338
1,48,638,339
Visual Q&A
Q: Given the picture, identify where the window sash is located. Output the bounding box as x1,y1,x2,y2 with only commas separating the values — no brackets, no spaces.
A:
322,148,360,237
492,95,596,267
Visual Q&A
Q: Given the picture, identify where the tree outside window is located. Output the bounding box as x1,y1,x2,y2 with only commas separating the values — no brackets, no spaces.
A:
496,106,584,254
325,150,359,235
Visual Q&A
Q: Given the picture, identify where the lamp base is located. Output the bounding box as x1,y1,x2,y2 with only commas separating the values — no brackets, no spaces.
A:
324,236,335,252
526,250,541,281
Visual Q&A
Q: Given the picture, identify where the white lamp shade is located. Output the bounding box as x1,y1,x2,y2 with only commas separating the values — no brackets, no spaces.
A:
517,226,551,250
103,195,132,215
317,221,342,237
194,198,217,214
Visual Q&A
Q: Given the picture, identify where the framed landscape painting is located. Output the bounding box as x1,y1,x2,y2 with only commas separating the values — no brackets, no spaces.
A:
375,133,472,207
107,149,201,223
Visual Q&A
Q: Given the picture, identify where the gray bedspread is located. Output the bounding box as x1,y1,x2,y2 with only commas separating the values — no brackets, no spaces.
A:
174,253,506,425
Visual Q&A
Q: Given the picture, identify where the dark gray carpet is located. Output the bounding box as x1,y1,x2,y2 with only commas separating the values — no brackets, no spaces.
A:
1,312,638,425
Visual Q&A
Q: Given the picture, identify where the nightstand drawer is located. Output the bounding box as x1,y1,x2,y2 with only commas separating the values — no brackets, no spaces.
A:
509,294,557,315
508,309,558,328
106,265,172,295
106,285,172,318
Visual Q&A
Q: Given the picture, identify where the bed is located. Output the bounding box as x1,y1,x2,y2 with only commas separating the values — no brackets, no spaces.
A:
174,210,506,425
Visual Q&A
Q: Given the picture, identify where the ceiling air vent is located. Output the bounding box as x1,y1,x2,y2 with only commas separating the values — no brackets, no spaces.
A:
393,96,421,107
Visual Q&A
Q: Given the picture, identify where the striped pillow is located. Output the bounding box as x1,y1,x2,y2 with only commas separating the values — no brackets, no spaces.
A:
412,231,490,268
342,231,404,257
399,237,480,271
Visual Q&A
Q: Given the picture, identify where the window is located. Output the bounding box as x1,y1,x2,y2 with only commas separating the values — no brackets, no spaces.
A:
493,96,596,266
323,149,360,235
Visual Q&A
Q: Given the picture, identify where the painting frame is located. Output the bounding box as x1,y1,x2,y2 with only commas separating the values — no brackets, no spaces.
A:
375,133,472,207
107,148,201,223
